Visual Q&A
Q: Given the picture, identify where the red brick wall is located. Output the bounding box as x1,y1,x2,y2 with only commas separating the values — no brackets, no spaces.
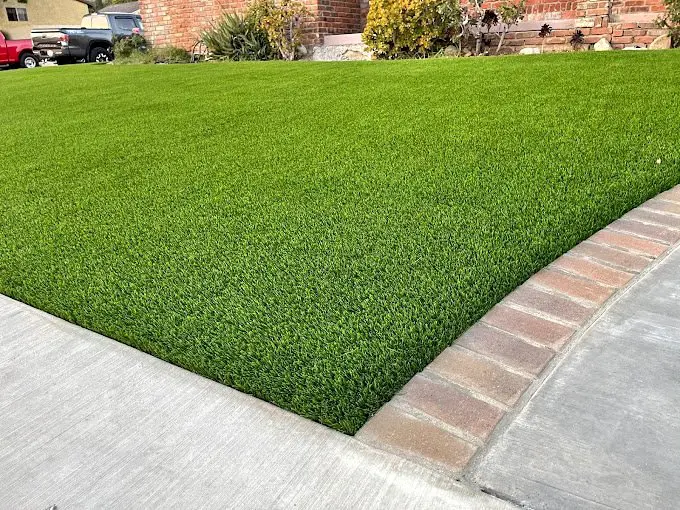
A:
315,0,363,36
484,0,668,53
611,0,666,15
486,0,578,20
140,0,363,49
140,0,223,50
139,0,668,51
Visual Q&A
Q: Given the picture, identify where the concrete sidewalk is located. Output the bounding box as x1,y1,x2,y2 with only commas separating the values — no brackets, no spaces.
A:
470,245,680,509
0,294,509,510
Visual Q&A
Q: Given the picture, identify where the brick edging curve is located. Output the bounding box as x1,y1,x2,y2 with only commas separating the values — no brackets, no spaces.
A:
355,185,680,475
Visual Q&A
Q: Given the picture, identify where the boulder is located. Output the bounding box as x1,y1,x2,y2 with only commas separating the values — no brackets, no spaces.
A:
649,34,672,50
342,49,371,61
443,45,458,57
593,37,612,51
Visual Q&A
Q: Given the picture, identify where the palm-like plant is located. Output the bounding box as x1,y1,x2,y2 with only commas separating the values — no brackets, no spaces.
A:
201,13,274,61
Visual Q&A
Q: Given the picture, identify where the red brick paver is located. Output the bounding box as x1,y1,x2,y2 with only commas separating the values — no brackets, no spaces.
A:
456,323,554,376
627,208,680,230
645,198,680,216
356,185,680,475
531,268,614,304
400,375,504,441
358,404,477,472
482,305,574,350
658,188,680,204
505,285,595,325
552,255,634,287
570,241,651,273
609,218,680,245
589,230,667,258
428,347,532,406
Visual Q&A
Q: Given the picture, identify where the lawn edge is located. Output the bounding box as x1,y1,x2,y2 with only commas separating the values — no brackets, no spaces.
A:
355,184,680,476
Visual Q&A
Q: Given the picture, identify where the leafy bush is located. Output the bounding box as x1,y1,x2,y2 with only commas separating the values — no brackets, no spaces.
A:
660,0,680,47
153,46,191,64
459,0,524,55
254,0,310,60
495,1,525,53
113,51,154,65
202,11,273,60
113,34,148,59
363,0,461,58
113,45,190,65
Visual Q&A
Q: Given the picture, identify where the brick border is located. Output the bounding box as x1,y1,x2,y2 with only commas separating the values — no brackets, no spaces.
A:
356,185,680,475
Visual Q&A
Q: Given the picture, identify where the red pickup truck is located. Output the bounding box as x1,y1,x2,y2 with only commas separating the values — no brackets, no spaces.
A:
0,31,38,68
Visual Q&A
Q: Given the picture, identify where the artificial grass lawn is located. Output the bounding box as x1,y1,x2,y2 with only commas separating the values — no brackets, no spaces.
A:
1,51,679,433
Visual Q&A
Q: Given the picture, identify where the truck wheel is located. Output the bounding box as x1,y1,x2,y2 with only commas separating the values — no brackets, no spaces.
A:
19,53,39,69
89,47,112,63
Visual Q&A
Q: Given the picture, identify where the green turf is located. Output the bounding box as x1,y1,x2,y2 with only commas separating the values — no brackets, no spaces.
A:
1,51,679,433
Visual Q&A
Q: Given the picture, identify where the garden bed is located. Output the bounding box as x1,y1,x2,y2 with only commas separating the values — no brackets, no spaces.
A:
1,51,679,433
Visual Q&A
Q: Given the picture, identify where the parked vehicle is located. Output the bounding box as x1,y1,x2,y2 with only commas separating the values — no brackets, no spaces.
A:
32,13,143,64
0,32,38,68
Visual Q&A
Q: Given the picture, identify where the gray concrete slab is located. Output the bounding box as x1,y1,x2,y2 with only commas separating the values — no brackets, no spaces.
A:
0,295,511,510
470,246,680,510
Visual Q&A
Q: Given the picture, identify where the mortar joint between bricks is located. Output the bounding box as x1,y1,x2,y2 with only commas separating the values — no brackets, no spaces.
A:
478,321,562,353
524,280,604,308
566,252,643,275
501,301,584,329
417,369,511,412
390,397,488,448
580,239,656,260
452,344,539,381
641,205,680,219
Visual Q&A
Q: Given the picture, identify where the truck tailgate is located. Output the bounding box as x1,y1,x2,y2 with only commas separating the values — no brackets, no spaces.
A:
32,30,68,50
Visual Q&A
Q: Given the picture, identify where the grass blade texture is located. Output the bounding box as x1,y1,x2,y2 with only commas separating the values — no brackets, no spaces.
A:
1,51,679,433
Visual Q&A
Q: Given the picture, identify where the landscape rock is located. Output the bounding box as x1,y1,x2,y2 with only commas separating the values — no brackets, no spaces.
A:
443,45,458,57
593,37,612,51
649,34,672,50
309,44,371,61
519,47,541,55
342,49,370,61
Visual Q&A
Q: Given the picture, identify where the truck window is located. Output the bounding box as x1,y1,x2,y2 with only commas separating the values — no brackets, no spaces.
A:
6,7,28,22
114,16,137,33
82,14,110,29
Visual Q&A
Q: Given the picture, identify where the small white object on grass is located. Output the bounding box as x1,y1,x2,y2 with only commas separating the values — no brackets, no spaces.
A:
656,158,662,165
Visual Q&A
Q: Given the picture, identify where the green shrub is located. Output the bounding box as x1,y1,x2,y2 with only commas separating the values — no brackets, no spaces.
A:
202,11,274,60
152,46,191,64
113,46,190,65
113,51,155,65
113,34,148,59
253,0,310,60
362,0,461,59
660,0,680,47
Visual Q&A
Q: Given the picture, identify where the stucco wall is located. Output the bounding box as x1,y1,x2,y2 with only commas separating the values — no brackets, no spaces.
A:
1,0,90,40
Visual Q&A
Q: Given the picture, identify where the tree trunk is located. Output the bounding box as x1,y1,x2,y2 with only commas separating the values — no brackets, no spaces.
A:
496,29,506,54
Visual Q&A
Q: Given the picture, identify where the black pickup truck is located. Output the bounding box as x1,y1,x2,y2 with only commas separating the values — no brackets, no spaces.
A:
32,13,143,64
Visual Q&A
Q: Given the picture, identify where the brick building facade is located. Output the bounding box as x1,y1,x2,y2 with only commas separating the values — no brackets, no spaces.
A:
490,0,670,51
139,0,669,53
139,0,365,50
